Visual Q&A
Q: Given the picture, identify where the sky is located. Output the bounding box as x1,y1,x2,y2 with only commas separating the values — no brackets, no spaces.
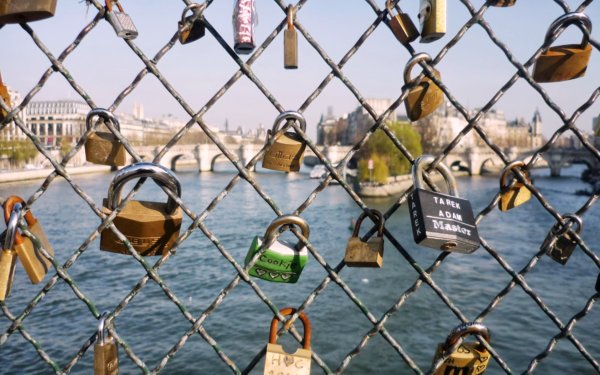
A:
0,0,598,140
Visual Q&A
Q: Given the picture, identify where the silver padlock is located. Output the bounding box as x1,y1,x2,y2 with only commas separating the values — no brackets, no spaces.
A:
541,214,583,265
105,0,138,40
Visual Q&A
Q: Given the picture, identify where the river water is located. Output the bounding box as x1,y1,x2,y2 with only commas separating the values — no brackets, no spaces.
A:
0,164,598,374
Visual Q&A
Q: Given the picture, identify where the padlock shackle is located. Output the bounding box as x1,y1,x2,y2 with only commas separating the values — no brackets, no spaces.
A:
499,161,530,190
4,203,21,252
97,311,109,345
86,108,121,133
264,215,310,248
286,5,295,30
107,162,182,215
181,2,207,23
268,307,311,349
544,12,592,48
404,52,433,84
551,213,583,236
271,111,306,135
443,322,490,351
413,155,459,197
105,0,124,13
352,209,384,238
3,196,37,246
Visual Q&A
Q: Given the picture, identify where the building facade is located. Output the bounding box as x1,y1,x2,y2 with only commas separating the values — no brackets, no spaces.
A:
0,87,28,141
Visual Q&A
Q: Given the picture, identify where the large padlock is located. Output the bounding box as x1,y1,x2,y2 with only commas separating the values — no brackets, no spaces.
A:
432,322,491,375
94,312,119,375
488,0,516,6
387,0,419,44
404,53,444,121
498,161,531,212
0,202,20,301
0,72,11,121
408,155,479,253
233,0,256,54
178,3,206,45
0,0,57,24
418,0,446,43
532,12,592,83
245,215,309,283
344,209,385,268
262,111,307,172
85,108,127,167
3,196,54,284
541,214,582,265
100,162,183,256
105,0,138,40
284,5,298,69
264,307,312,375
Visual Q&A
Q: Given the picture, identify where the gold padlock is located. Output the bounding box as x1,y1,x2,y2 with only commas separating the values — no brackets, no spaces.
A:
0,202,20,301
499,161,531,212
533,12,592,83
386,0,419,44
100,162,183,256
0,72,11,121
0,0,57,24
488,0,516,6
432,322,491,375
3,196,54,284
404,53,444,121
284,5,298,69
418,0,446,43
262,111,307,172
264,307,312,375
344,209,385,268
85,109,127,166
178,2,207,45
94,312,119,375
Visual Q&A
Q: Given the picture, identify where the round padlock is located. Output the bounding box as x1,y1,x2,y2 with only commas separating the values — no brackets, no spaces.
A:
543,12,591,51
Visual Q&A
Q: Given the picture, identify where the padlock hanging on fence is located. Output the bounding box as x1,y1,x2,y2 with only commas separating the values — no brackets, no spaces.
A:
264,307,312,375
262,111,307,172
105,0,138,40
498,161,532,212
0,0,57,24
0,72,11,121
0,202,20,301
283,5,298,69
403,53,444,122
387,0,419,44
85,109,127,167
418,0,446,43
541,213,583,265
344,209,385,268
94,312,119,375
178,2,207,45
431,322,491,374
232,0,257,54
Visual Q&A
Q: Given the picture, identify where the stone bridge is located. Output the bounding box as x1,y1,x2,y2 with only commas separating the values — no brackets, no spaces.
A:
437,146,548,175
540,147,600,177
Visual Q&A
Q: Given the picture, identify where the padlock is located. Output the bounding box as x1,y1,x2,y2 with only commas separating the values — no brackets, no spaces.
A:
233,0,256,54
404,53,444,121
0,202,20,301
533,12,592,83
408,155,479,253
418,0,446,43
0,72,11,121
264,307,312,375
105,0,138,40
488,0,516,6
3,196,54,284
284,5,298,69
245,215,309,283
85,108,127,167
387,0,419,44
541,214,582,265
344,209,385,268
94,312,119,375
178,3,206,45
432,322,491,375
0,0,57,24
498,161,531,212
262,111,307,172
100,162,183,256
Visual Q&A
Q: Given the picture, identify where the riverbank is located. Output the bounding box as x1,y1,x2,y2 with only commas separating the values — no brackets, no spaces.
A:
0,165,112,183
355,171,470,198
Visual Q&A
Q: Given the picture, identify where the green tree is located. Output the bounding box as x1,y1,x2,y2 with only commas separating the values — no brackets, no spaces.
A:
358,153,389,184
0,139,39,165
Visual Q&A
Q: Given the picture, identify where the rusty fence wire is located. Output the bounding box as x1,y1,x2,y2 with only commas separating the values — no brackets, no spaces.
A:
0,0,599,373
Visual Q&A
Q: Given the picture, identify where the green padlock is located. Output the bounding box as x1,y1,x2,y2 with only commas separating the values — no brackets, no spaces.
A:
244,215,309,283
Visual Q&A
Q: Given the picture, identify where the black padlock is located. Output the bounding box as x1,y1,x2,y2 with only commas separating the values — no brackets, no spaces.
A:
408,155,479,253
178,3,206,44
541,214,582,265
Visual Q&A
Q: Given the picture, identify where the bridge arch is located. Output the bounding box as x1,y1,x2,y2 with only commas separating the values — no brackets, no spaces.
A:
480,157,500,175
211,153,228,171
449,159,471,175
171,153,197,172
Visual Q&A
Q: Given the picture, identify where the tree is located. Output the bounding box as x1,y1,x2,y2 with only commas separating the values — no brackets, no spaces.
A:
0,139,39,166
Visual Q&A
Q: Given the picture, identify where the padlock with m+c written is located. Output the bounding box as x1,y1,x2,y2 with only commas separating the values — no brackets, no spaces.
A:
264,307,312,375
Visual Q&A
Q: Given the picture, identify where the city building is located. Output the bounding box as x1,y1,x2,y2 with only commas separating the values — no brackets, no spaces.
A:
0,87,28,141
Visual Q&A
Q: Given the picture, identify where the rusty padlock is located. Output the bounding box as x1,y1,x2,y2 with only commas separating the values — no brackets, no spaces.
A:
85,108,127,166
178,2,206,45
432,322,491,375
541,214,582,265
284,5,298,69
499,161,531,212
0,72,11,121
105,0,138,40
344,209,385,268
488,0,516,6
0,202,20,301
387,0,419,45
94,312,119,375
264,307,312,375
404,53,444,121
0,0,57,24
533,12,592,83
262,111,307,172
418,0,446,43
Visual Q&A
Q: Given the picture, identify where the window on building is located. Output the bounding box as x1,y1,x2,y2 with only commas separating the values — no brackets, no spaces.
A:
31,124,37,135
56,123,62,136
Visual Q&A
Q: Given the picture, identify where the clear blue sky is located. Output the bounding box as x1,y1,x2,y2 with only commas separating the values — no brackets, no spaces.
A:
0,1,598,139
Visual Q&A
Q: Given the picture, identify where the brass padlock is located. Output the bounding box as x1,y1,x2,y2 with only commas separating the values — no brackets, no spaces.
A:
404,53,444,121
105,0,138,40
344,209,385,268
264,307,312,375
432,322,491,375
85,108,127,167
284,5,298,69
100,162,183,256
262,111,307,172
0,0,57,24
387,0,419,44
0,202,20,301
418,0,446,43
533,12,592,83
233,0,256,54
498,161,531,212
94,312,119,375
0,72,11,121
541,214,582,265
488,0,516,6
3,196,54,284
178,3,206,45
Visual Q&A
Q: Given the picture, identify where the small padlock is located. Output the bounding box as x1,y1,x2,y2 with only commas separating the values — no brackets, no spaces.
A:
100,163,183,256
488,0,516,6
0,0,57,24
0,202,20,301
94,312,119,375
284,5,298,69
432,322,491,375
387,0,419,44
533,12,592,83
3,196,54,284
408,155,479,253
404,53,444,121
245,215,309,283
264,307,312,375
541,214,582,265
262,111,307,172
178,3,206,45
344,209,385,268
85,109,127,167
498,161,531,212
233,0,256,54
418,0,446,43
0,72,11,121
105,0,138,40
